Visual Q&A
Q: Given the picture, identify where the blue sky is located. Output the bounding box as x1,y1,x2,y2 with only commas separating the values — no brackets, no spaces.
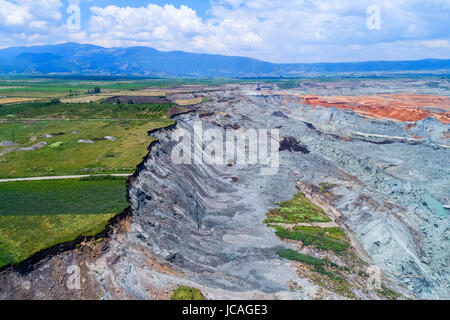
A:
0,0,449,63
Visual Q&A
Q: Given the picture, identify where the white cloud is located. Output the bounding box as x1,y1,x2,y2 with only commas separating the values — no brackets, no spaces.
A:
74,0,450,62
0,0,32,26
15,0,63,21
88,4,204,49
0,0,449,62
0,0,62,29
418,39,450,48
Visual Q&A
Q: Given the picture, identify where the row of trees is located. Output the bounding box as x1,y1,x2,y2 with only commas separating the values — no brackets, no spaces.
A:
68,87,101,96
116,98,134,104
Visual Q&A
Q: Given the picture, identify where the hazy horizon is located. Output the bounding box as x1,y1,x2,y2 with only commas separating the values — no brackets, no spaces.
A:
1,41,450,65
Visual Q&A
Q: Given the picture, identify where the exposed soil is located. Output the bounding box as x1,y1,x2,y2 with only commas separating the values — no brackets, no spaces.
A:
288,94,450,124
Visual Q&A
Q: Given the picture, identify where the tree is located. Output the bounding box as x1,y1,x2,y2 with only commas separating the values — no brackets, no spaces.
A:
93,87,101,94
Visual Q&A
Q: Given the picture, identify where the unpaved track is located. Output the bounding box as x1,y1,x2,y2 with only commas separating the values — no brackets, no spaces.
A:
0,174,131,183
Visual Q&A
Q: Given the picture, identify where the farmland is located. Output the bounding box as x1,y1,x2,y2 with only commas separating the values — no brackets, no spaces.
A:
0,77,194,269
0,101,175,178
0,76,247,103
0,177,128,268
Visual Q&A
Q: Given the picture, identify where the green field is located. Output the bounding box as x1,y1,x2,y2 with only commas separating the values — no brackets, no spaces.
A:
0,119,172,178
0,101,175,178
0,77,254,101
0,177,128,268
0,78,183,268
0,78,174,99
0,178,128,215
0,101,172,119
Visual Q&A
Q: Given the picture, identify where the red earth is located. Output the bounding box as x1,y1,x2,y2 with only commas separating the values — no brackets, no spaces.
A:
282,93,450,124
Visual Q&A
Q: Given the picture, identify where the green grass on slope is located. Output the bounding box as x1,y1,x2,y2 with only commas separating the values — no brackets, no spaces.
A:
277,248,354,297
0,177,128,268
0,213,116,268
277,249,325,265
264,192,331,224
273,225,349,253
170,286,205,300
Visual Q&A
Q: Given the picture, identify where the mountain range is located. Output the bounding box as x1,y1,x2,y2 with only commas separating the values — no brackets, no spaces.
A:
0,42,449,77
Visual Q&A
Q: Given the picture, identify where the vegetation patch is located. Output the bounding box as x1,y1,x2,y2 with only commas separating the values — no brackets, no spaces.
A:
277,249,325,265
318,182,338,193
377,284,401,300
170,286,205,300
273,225,349,253
277,248,354,298
264,192,331,224
49,141,63,149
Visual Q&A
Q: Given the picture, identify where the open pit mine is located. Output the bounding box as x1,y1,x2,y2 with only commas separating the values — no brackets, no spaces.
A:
0,80,449,300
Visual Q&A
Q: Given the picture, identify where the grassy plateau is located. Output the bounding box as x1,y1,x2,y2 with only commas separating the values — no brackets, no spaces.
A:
0,78,183,268
0,177,128,268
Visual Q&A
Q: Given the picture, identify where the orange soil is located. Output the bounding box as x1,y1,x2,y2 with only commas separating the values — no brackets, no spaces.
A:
286,93,450,124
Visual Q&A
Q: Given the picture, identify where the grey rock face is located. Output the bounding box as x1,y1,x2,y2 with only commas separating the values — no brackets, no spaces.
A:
127,118,301,294
127,86,448,298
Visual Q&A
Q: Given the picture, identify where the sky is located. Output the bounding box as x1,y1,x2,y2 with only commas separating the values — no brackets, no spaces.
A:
0,0,449,63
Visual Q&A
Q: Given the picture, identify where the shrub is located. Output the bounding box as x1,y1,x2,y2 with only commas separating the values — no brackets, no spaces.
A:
377,285,401,300
277,248,325,265
49,142,63,149
318,182,337,193
49,98,61,105
274,226,349,253
170,286,205,300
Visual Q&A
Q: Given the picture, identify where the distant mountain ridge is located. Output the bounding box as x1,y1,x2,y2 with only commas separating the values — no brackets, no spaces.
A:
0,42,449,77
